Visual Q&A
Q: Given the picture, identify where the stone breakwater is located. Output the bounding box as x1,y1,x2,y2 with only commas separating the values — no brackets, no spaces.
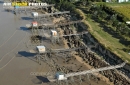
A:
63,23,130,85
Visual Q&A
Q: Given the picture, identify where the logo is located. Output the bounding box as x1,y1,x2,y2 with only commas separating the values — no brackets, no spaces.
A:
12,2,28,6
3,2,48,7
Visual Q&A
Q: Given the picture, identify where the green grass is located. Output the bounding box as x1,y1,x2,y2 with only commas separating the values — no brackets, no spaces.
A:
107,5,130,20
95,2,130,6
105,2,130,6
76,8,130,63
87,18,130,63
96,2,130,20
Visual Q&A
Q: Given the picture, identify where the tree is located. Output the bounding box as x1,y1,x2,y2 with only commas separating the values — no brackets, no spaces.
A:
124,26,130,35
116,23,125,33
100,11,107,19
112,20,118,30
110,14,117,21
80,0,87,6
110,14,117,25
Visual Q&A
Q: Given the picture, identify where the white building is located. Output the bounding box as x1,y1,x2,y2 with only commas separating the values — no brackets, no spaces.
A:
126,21,130,24
118,0,130,3
55,72,67,80
105,0,112,2
31,12,38,17
32,21,38,27
51,30,57,36
36,46,46,53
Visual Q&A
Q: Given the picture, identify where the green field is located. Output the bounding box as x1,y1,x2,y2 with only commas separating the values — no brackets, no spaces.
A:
87,19,130,63
76,8,130,63
105,3,130,20
96,2,130,20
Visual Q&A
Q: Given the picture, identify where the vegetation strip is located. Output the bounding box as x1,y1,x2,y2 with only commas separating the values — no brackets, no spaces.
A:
76,8,130,63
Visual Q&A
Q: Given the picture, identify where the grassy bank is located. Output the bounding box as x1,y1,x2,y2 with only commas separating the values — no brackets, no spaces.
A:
105,3,130,20
76,8,130,63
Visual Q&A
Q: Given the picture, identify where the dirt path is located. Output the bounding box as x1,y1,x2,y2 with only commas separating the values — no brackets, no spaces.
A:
76,9,99,33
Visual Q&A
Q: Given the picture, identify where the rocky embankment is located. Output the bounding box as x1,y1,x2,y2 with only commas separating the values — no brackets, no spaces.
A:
62,24,130,85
